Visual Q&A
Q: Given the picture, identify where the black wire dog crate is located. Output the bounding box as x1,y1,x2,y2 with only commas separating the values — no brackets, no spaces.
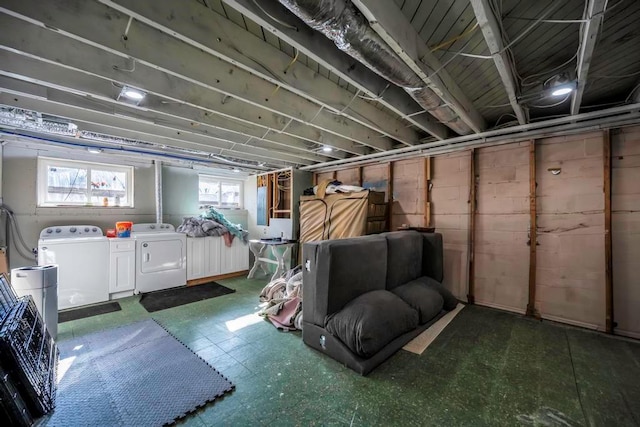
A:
0,274,58,424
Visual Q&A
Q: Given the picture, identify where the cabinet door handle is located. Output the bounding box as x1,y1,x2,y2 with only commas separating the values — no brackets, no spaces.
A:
144,253,150,262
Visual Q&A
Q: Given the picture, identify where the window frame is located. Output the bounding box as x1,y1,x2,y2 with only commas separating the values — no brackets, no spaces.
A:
37,156,135,208
198,174,244,209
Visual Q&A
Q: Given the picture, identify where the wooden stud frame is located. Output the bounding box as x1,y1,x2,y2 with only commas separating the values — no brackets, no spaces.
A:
387,162,394,232
604,130,613,333
526,140,539,318
467,149,476,304
423,157,431,227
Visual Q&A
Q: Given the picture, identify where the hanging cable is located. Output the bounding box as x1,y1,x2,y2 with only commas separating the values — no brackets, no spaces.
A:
430,22,479,52
430,1,561,81
624,82,640,103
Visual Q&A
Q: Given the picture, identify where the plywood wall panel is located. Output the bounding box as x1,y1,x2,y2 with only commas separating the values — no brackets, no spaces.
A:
612,126,640,338
391,159,426,230
335,168,360,186
316,171,334,184
430,151,471,301
474,143,530,313
535,134,605,330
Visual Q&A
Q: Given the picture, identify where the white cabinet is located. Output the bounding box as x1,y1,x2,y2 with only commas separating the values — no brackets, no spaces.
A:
109,239,135,296
187,236,221,280
221,238,250,274
187,236,249,280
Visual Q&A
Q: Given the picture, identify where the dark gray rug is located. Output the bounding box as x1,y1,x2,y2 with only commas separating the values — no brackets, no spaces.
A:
139,282,235,313
58,301,121,323
43,319,234,426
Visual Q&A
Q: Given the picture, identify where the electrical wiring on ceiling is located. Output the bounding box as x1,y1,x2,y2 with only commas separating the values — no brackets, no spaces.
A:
434,0,561,83
624,82,640,103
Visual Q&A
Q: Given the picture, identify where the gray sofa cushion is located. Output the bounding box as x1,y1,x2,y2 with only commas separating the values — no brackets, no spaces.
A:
391,280,444,324
414,276,458,311
383,231,424,290
303,235,388,327
325,290,419,358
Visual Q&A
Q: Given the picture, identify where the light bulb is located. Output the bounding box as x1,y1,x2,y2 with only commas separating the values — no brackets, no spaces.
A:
551,86,573,97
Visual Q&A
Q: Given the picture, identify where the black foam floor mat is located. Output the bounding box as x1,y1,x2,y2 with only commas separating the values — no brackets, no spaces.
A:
139,282,235,313
59,301,122,323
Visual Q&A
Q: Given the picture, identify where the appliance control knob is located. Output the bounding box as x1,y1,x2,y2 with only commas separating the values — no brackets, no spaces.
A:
46,229,53,234
150,225,156,229
70,227,77,233
84,227,90,232
92,227,97,232
55,228,61,233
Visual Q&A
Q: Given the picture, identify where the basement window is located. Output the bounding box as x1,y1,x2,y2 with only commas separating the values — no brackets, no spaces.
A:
37,157,134,207
199,175,243,209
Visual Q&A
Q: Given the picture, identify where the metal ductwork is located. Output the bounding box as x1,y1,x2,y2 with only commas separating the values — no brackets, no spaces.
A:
277,0,474,135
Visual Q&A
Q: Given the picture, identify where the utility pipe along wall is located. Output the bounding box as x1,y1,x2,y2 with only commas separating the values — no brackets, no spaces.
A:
277,0,472,135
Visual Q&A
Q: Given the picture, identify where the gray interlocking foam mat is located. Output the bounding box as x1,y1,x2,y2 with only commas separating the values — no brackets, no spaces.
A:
43,319,234,426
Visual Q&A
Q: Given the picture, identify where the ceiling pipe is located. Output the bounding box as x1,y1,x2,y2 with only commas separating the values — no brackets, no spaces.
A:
155,160,163,224
276,0,473,136
310,115,640,172
301,103,640,171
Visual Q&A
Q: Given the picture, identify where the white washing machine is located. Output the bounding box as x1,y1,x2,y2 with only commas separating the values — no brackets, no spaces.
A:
131,223,186,294
38,225,109,310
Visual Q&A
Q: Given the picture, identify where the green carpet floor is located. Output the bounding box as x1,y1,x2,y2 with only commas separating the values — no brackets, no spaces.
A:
56,277,640,426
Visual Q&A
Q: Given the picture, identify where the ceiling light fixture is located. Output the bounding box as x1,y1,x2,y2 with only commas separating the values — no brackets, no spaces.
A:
544,73,575,98
551,85,573,97
322,146,333,153
232,168,241,173
87,147,103,154
118,86,146,104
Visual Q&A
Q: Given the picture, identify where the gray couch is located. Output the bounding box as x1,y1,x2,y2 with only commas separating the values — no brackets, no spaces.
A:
302,231,457,375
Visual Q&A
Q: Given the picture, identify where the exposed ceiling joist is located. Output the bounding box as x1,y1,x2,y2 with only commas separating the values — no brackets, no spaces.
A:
0,5,389,153
350,0,486,133
470,0,528,125
0,89,315,166
93,0,422,147
571,0,609,115
220,0,450,140
0,13,370,156
0,51,347,163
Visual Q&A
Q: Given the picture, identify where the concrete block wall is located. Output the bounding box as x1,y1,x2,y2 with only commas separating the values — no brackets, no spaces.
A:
430,151,471,302
612,127,640,338
474,142,530,313
535,132,606,330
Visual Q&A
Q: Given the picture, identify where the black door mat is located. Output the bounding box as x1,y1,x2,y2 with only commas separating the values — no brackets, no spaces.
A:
139,282,236,313
59,301,122,323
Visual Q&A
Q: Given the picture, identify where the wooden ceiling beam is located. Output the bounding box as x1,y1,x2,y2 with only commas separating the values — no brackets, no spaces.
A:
0,4,389,152
97,0,423,147
0,84,316,166
571,0,609,115
0,14,369,157
470,0,528,125
220,0,450,140
351,0,487,134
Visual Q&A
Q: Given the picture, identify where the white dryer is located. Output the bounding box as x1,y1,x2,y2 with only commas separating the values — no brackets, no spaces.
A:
131,223,186,294
38,225,109,310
